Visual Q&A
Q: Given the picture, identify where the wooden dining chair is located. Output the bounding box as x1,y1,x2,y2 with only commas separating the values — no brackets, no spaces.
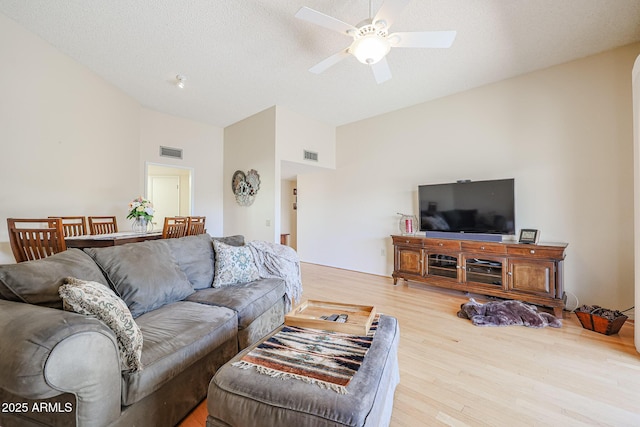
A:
162,217,188,239
49,216,87,237
7,218,67,263
186,216,206,236
88,216,118,235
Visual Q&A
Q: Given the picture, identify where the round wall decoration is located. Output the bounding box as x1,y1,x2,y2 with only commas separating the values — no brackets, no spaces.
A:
231,170,246,192
232,169,261,206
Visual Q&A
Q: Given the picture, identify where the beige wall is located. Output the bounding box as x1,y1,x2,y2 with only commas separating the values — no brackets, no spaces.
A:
299,43,640,313
0,13,140,263
0,14,224,263
275,107,336,170
224,106,336,243
224,107,278,242
140,109,224,236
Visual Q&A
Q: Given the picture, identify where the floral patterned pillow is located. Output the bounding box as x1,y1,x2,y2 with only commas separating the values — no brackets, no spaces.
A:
59,277,143,372
212,240,260,287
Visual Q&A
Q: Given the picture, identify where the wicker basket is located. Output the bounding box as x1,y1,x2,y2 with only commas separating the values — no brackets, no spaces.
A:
575,307,628,335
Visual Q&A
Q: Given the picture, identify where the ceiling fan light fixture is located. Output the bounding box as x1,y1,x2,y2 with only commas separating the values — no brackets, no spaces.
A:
350,34,390,65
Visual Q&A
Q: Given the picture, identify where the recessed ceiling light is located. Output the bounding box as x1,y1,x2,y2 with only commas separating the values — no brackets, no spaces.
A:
176,74,186,89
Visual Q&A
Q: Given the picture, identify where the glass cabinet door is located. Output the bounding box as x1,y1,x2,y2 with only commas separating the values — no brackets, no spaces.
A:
426,253,459,280
463,256,506,288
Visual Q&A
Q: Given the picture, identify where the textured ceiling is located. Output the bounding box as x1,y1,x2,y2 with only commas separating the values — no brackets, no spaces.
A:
1,0,640,128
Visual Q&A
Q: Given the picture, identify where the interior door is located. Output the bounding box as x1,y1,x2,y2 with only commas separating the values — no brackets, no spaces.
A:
150,176,180,229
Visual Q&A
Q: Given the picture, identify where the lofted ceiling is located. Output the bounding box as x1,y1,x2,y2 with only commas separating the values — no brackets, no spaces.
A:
1,0,640,128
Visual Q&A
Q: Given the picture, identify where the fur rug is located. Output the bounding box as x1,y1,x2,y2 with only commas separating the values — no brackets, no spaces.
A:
457,298,562,328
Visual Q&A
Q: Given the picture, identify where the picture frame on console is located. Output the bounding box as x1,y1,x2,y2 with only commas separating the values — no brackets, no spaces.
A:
518,229,540,244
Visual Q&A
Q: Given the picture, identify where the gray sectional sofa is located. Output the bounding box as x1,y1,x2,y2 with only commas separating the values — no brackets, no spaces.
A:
0,233,292,427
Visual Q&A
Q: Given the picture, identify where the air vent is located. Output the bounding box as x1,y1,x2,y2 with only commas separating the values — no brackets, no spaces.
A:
303,150,318,162
160,146,183,159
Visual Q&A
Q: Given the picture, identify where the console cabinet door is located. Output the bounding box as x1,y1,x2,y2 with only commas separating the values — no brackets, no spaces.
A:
396,246,423,276
508,259,555,297
462,255,506,290
425,252,461,281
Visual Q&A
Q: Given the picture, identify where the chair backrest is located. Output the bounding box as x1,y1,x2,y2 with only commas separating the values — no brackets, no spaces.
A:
49,216,87,237
7,218,67,263
162,217,188,239
187,216,206,236
88,216,118,235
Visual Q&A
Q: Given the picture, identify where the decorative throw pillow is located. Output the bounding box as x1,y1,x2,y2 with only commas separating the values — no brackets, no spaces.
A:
59,277,143,372
212,240,260,287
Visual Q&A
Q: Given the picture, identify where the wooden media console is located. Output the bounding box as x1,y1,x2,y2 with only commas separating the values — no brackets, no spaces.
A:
392,235,568,317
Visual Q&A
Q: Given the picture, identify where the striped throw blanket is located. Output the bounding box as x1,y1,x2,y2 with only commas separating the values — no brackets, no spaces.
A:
232,316,379,394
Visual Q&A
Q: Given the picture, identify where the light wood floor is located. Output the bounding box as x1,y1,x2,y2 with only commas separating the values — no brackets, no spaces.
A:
180,262,640,427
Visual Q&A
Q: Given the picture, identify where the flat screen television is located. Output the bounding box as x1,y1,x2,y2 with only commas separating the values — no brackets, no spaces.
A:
418,179,515,235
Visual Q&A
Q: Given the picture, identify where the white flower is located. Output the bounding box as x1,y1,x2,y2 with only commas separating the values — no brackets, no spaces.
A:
127,196,154,220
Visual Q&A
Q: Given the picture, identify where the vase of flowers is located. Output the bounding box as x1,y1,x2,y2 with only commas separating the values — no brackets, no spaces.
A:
127,196,155,233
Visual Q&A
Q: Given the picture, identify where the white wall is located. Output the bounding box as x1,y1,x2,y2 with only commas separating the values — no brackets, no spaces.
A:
275,106,335,252
224,107,277,242
139,109,224,236
275,107,336,170
224,106,336,243
0,13,140,263
299,43,640,312
0,14,225,263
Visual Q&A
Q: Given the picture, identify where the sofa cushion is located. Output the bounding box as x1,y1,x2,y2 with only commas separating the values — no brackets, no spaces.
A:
212,240,259,287
121,301,237,406
164,234,215,290
0,249,109,309
84,241,194,318
212,235,245,247
59,277,143,372
187,278,285,329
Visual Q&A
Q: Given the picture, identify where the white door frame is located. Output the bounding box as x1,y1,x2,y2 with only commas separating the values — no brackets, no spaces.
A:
632,54,639,353
145,162,195,216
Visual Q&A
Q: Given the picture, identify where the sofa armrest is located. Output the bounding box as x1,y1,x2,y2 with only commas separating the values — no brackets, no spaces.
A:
0,300,121,427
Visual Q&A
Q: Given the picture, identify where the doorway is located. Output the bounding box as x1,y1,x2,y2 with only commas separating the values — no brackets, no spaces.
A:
280,179,297,250
146,163,193,229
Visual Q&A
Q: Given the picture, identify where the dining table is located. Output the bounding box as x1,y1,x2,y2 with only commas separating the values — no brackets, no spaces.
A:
65,230,163,249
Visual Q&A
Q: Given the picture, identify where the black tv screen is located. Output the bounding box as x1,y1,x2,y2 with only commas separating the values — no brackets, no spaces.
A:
418,179,515,235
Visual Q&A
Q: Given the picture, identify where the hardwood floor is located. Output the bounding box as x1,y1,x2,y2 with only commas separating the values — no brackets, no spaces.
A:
180,262,640,427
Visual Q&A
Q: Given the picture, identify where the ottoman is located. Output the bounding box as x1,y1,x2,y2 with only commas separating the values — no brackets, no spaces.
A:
206,315,400,427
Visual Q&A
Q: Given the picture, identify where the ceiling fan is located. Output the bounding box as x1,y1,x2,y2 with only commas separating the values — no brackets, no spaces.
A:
295,0,456,84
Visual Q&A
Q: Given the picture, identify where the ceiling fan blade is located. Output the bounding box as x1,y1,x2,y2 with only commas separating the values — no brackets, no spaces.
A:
389,31,457,48
371,57,392,84
373,0,410,30
308,48,350,74
295,7,357,36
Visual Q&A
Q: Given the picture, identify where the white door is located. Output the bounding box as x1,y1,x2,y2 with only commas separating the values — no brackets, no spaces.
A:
150,176,180,229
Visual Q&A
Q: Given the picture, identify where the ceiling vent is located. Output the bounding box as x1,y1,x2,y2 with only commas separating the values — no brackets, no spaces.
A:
303,150,318,162
160,146,183,159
